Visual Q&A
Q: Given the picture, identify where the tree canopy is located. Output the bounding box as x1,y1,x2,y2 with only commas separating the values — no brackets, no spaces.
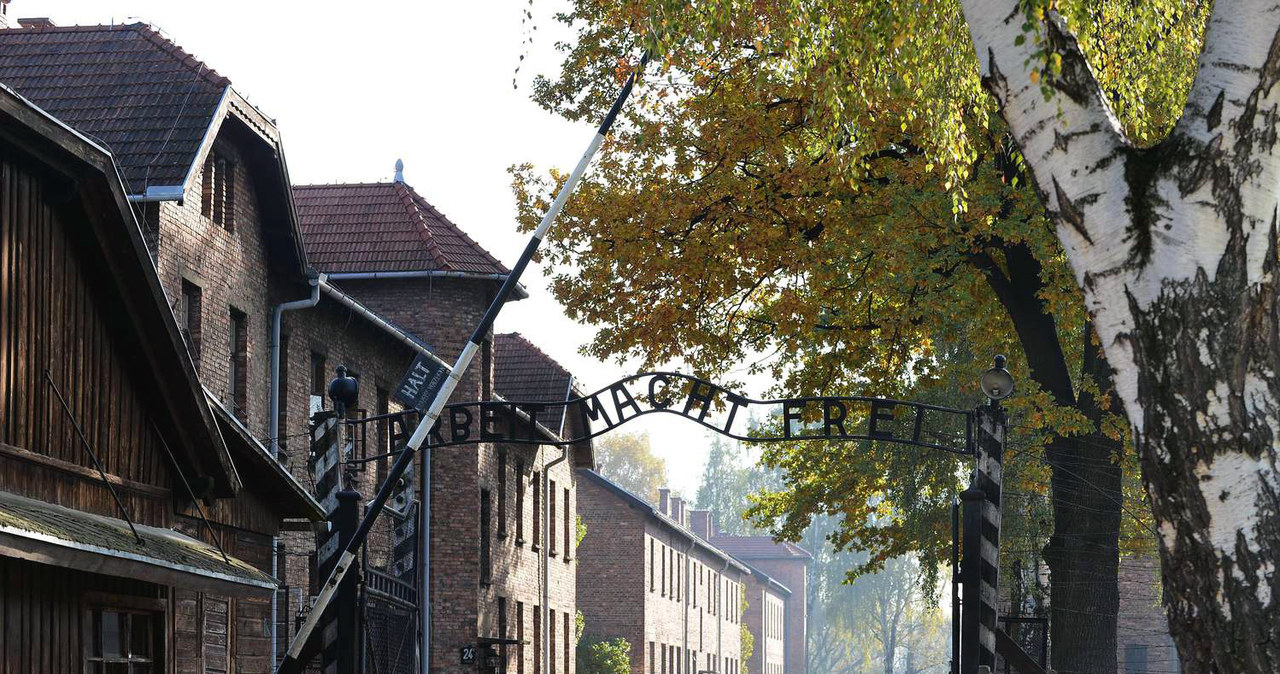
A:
591,430,668,501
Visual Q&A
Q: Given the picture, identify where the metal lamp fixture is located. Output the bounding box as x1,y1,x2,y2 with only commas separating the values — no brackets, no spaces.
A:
980,354,1015,401
327,365,359,417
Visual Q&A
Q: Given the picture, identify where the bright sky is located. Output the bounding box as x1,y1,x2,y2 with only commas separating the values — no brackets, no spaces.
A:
20,0,749,497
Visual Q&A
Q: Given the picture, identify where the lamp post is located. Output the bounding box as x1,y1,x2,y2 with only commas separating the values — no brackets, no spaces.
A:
960,355,1013,673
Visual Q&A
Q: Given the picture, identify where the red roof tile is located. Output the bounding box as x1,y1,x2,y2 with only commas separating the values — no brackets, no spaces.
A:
293,182,508,275
494,333,579,432
0,23,229,193
710,535,813,560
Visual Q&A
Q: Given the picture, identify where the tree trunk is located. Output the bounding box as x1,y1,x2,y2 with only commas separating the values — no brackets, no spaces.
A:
959,1,1280,670
1042,433,1122,674
975,243,1121,674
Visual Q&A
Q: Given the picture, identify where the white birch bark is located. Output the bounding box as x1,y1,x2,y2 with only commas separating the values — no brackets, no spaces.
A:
958,0,1280,670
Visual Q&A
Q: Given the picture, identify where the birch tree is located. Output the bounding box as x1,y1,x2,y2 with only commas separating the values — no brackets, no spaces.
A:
520,0,1277,667
958,1,1279,669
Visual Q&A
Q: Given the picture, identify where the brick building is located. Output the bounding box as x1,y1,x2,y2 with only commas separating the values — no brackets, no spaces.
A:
0,19,439,670
294,182,592,673
577,473,749,674
1116,554,1179,674
0,60,324,674
704,515,810,674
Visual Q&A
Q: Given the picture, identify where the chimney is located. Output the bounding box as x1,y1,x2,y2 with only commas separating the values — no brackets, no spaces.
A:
17,17,55,29
658,488,670,516
690,510,715,539
670,496,683,525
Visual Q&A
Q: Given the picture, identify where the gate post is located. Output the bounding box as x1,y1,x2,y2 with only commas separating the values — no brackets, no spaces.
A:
309,411,363,673
968,402,1007,672
330,489,362,674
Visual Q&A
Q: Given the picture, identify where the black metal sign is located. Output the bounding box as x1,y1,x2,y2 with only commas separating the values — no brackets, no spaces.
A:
393,352,450,413
368,371,973,455
460,646,477,665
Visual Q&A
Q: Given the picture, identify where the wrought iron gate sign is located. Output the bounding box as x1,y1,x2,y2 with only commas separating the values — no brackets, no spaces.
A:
389,372,973,454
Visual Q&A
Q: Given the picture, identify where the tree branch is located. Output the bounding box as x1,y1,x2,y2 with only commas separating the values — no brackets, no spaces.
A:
959,0,1130,255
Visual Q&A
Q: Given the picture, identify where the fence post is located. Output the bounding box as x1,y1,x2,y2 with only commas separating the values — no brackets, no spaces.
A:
331,489,361,674
971,403,1007,671
960,487,985,674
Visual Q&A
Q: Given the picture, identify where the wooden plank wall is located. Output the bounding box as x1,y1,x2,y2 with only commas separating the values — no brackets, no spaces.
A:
0,149,173,522
0,555,166,674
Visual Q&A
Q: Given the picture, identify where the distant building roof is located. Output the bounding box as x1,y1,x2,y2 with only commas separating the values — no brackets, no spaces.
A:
734,557,792,597
294,181,509,275
578,469,750,574
711,535,813,561
0,23,229,193
494,333,580,432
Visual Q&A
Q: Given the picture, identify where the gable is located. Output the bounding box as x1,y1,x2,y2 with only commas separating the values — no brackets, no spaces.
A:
0,84,236,497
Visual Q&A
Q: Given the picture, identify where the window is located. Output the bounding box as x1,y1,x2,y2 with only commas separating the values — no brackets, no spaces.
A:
517,601,525,674
533,607,541,674
549,609,557,674
202,151,235,231
661,644,667,674
310,351,327,411
1124,644,1149,673
498,597,508,666
649,642,655,673
498,449,508,538
677,552,682,602
516,460,526,543
563,611,570,674
180,280,202,369
532,472,541,550
85,606,161,673
229,309,247,422
563,486,571,560
661,544,667,596
480,489,492,585
376,388,390,485
650,539,656,592
549,480,558,556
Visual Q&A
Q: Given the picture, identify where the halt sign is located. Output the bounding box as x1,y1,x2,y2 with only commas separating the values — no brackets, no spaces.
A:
394,353,450,413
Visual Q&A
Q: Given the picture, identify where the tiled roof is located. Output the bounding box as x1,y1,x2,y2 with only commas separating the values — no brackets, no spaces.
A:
293,182,509,275
577,469,751,574
710,535,813,560
494,332,577,432
0,23,229,193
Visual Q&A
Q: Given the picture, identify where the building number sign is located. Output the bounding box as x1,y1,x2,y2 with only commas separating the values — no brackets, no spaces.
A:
460,646,477,665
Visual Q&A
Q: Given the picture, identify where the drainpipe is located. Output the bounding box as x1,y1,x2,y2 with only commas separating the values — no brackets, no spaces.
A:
542,445,567,673
683,537,694,674
420,442,431,674
272,536,280,665
540,375,575,673
323,270,529,300
717,559,729,672
269,274,321,456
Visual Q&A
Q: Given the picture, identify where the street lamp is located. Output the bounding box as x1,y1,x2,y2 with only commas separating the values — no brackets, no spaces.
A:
980,354,1015,402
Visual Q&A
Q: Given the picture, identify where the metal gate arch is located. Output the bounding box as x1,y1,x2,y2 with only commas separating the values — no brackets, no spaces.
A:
320,363,1022,674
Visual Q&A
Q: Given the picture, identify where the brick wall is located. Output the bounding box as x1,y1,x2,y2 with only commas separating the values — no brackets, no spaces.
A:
1116,554,1179,674
744,559,806,674
154,136,277,440
485,444,579,674
577,479,647,671
577,476,745,674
